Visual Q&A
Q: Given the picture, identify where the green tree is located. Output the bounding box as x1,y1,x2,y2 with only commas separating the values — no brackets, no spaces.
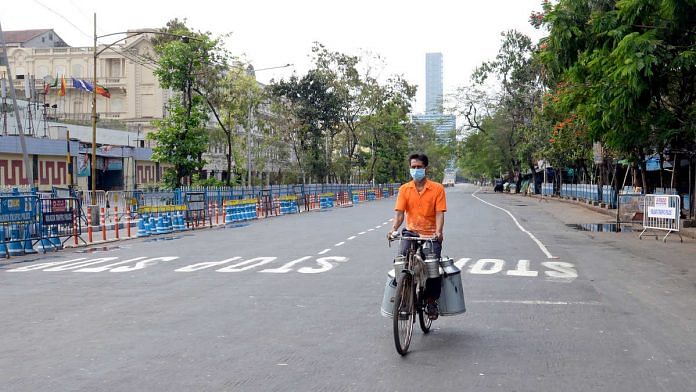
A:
457,30,544,188
148,21,224,187
270,70,343,183
536,0,696,194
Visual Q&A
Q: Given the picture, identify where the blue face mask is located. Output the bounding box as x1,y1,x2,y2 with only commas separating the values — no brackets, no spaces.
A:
410,168,426,181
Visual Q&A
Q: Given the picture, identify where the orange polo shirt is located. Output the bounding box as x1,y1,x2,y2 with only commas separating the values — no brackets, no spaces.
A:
394,179,447,236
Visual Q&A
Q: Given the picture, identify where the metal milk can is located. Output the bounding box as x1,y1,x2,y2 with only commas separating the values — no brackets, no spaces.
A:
380,269,397,318
438,257,466,316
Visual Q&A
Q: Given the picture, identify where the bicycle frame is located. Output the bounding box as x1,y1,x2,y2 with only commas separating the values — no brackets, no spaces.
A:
389,235,437,355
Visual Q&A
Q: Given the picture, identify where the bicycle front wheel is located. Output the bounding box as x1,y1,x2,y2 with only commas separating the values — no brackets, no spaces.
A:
417,288,432,333
393,271,415,355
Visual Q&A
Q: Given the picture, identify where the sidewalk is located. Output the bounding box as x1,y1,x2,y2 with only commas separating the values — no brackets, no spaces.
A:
503,191,696,241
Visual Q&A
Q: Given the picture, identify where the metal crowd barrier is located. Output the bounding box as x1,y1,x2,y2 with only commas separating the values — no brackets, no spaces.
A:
0,192,40,257
39,197,82,247
639,194,682,242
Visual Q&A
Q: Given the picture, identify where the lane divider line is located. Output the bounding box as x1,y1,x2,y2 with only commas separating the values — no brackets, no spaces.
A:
334,242,345,247
347,236,356,240
358,231,366,235
470,300,601,306
318,248,331,255
472,188,557,259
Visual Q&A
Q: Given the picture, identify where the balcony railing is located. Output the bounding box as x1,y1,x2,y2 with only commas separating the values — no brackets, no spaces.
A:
10,78,125,90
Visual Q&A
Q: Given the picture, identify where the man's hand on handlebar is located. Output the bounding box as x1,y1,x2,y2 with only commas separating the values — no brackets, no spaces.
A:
387,229,399,241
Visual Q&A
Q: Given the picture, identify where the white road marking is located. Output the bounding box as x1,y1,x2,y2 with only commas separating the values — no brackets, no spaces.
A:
469,258,505,274
375,225,382,229
367,228,374,232
541,261,578,279
347,236,356,240
76,257,148,272
260,256,312,273
7,258,87,272
298,256,347,274
175,257,242,272
318,248,331,255
383,221,389,225
455,258,471,269
334,242,345,247
44,257,118,271
506,259,539,277
110,257,179,272
358,231,366,235
470,300,602,306
472,189,556,259
217,257,277,272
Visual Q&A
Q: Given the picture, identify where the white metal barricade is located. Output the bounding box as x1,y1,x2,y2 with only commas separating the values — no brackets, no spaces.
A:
640,194,682,242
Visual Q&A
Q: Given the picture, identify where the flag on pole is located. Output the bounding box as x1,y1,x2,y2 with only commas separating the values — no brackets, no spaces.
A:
50,75,59,88
58,75,66,96
81,79,94,92
95,84,111,98
72,78,94,92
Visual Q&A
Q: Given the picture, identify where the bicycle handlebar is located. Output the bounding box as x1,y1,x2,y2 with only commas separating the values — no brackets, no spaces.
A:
389,234,436,242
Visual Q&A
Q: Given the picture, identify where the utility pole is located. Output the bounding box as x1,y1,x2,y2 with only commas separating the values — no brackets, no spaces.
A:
0,20,33,185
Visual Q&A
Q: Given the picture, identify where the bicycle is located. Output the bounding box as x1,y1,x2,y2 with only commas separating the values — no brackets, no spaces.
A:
388,233,439,356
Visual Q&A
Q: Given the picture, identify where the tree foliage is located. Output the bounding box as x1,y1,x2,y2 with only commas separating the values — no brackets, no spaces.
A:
148,20,225,187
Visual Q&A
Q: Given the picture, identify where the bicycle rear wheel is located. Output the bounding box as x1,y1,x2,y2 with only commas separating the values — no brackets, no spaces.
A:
393,271,415,355
417,288,432,333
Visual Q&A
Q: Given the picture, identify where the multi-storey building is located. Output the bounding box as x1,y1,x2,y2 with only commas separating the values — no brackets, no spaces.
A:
3,29,167,138
1,29,288,189
425,52,444,115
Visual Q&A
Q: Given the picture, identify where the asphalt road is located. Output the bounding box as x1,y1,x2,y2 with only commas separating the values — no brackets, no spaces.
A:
2,184,695,392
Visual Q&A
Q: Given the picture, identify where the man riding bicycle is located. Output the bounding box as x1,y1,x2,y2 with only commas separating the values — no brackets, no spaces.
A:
387,153,447,320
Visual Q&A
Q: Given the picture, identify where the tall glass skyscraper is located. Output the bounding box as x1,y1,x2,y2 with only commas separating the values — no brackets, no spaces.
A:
425,52,443,114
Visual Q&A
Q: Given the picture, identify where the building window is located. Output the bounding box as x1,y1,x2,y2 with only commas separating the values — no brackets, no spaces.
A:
72,64,83,78
37,66,49,78
49,32,53,40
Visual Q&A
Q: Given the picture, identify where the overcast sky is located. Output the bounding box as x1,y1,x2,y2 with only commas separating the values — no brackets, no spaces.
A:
2,0,545,113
